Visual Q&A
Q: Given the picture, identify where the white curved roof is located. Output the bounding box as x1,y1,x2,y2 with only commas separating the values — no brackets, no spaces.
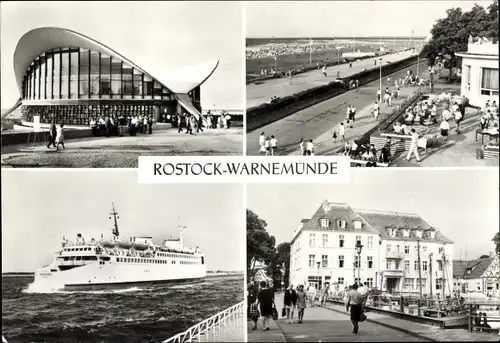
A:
13,27,218,96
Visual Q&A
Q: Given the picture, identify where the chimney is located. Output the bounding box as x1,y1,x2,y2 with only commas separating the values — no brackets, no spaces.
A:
322,200,331,212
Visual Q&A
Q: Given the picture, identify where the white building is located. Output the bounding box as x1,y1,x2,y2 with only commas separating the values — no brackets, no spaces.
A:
289,201,454,297
455,39,499,107
453,253,500,298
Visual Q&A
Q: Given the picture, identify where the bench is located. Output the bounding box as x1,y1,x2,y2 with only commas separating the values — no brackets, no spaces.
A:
476,129,500,145
379,133,432,152
484,145,499,161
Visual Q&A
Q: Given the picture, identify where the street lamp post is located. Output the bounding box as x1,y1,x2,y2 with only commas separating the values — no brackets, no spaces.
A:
379,58,383,101
316,260,321,288
355,242,364,284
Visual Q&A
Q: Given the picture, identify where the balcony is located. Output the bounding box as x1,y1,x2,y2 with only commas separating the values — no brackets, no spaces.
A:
382,269,404,277
385,251,405,259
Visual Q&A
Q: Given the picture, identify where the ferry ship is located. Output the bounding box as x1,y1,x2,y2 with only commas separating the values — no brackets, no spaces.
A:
32,203,206,291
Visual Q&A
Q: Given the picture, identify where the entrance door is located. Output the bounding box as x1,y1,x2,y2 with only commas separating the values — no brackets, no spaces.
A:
387,278,397,292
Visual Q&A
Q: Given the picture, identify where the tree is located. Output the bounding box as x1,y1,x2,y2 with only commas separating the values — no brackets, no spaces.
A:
265,242,291,289
247,209,276,278
421,1,499,82
493,232,500,255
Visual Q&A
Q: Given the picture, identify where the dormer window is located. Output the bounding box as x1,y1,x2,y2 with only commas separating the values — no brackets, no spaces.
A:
320,218,330,228
337,220,346,229
392,229,398,237
416,230,422,238
404,229,410,237
429,231,435,239
354,221,362,230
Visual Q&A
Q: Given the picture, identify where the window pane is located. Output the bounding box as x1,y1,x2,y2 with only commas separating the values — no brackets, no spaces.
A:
61,51,69,99
46,54,53,99
70,51,78,99
100,55,111,96
53,52,61,99
40,56,46,99
153,80,162,96
79,49,89,96
482,68,499,91
133,73,142,96
111,58,121,95
90,51,100,96
34,60,39,100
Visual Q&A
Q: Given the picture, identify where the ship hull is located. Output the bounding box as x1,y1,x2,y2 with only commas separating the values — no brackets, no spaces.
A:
33,259,206,291
64,277,205,291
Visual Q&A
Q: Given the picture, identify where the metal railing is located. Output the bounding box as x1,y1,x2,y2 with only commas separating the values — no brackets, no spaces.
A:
162,301,245,343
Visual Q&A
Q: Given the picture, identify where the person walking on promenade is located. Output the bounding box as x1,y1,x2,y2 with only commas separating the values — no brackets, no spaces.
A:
346,283,364,334
340,122,346,141
320,284,329,305
247,282,257,318
284,284,298,323
270,135,278,156
256,281,274,331
299,138,306,156
47,122,57,149
406,128,421,162
322,65,327,77
296,285,307,324
55,123,65,151
308,283,317,307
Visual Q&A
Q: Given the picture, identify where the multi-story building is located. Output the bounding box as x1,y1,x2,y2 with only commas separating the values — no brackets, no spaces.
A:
453,253,499,298
289,201,454,297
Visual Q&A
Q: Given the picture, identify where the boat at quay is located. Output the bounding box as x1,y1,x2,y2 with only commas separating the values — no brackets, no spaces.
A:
31,203,206,291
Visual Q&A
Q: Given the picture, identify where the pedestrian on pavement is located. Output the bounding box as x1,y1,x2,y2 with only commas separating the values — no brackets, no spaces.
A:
270,135,278,155
256,281,275,331
296,285,307,323
440,119,449,141
55,123,65,151
284,284,298,323
306,139,315,156
340,122,346,141
299,138,306,156
406,128,421,162
264,137,271,156
346,283,364,334
377,89,381,102
259,132,266,154
308,283,317,307
47,122,57,149
332,130,337,143
320,284,329,305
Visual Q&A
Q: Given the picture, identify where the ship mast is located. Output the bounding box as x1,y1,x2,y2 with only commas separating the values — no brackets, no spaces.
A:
109,202,120,238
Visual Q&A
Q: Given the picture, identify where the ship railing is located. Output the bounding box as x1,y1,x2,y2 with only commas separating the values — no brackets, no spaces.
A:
162,301,245,343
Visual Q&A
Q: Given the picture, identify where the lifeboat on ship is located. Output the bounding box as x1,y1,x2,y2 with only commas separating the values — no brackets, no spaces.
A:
101,241,116,248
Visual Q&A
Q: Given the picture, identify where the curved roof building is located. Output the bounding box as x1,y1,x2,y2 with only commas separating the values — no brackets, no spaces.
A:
7,27,218,126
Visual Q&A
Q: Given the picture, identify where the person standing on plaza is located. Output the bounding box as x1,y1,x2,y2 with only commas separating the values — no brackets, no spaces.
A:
299,138,306,156
306,139,315,156
256,281,275,331
322,65,327,77
47,122,57,149
406,128,421,162
440,119,450,141
270,135,278,156
454,107,462,134
225,112,232,129
350,105,356,128
340,122,346,141
320,284,330,305
346,283,364,334
296,285,307,324
55,124,65,151
284,284,298,323
308,283,317,307
259,132,266,154
377,89,381,102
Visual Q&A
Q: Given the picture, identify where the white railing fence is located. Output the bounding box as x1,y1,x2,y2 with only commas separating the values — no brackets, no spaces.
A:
162,301,245,343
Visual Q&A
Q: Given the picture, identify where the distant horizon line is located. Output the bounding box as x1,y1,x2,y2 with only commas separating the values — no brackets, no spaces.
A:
247,36,427,40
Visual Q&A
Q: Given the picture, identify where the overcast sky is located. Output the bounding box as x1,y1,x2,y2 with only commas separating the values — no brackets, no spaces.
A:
0,1,243,110
246,0,494,38
2,171,244,273
248,169,499,261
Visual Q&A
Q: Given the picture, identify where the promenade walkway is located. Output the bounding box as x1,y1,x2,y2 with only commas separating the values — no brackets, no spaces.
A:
1,127,243,168
249,294,500,342
324,300,499,342
247,61,428,156
247,51,416,109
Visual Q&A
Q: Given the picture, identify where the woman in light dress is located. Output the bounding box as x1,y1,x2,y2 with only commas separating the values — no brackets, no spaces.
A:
56,123,65,150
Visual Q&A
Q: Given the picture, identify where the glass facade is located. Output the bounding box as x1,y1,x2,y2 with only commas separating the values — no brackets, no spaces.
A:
21,104,156,126
22,47,173,101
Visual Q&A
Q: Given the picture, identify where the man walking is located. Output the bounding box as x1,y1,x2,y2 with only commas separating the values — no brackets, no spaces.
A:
284,284,297,323
406,128,421,162
346,283,364,334
47,122,57,149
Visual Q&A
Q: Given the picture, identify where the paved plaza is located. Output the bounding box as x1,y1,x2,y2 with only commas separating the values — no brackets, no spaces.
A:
248,294,500,342
1,127,243,168
247,51,416,109
247,61,429,156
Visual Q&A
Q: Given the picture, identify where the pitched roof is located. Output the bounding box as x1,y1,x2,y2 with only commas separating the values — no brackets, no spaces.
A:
354,209,453,244
453,258,494,279
301,201,378,234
